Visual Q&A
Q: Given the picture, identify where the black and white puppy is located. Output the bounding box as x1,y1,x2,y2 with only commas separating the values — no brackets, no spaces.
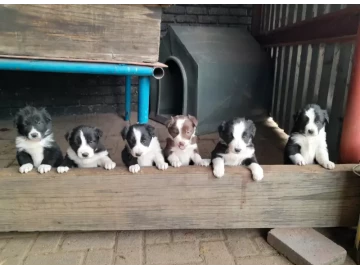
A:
211,118,263,181
121,124,168,173
57,125,116,173
284,103,335,169
14,106,63,174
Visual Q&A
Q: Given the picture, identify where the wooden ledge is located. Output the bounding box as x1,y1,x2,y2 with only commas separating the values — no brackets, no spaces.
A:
0,165,359,232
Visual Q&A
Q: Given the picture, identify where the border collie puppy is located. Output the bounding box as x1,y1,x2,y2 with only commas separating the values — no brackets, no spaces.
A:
57,125,116,173
163,115,210,167
14,106,63,174
284,104,335,169
121,123,168,173
211,118,263,181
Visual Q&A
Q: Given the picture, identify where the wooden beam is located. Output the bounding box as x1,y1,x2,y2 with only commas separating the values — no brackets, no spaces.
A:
256,6,360,47
0,165,359,232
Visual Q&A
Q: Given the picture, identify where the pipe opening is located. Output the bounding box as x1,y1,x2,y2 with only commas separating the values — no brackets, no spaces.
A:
153,67,165,79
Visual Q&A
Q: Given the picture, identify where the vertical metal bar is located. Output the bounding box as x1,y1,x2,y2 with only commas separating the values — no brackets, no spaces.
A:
312,44,325,103
340,24,360,163
125,76,132,121
278,4,283,28
284,4,290,26
286,45,303,133
138,76,151,124
262,4,269,33
272,5,278,31
317,44,335,109
271,47,280,117
275,47,286,122
281,46,294,130
268,5,274,31
301,44,312,106
326,44,341,113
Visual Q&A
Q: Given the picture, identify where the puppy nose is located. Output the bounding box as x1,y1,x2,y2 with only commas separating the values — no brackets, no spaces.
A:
30,133,38,138
82,152,89,157
135,153,141,157
235,148,241,153
308,129,314,135
179,142,185,147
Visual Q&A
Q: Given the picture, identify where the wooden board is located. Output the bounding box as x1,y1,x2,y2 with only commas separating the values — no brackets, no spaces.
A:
0,165,359,232
0,5,162,63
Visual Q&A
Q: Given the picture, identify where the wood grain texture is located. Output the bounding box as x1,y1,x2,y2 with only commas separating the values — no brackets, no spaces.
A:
0,5,162,63
0,165,359,232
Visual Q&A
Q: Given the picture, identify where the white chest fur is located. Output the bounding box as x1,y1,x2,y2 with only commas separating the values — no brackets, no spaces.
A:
16,135,53,167
67,148,109,168
171,143,197,165
291,129,327,164
219,147,255,166
136,137,162,167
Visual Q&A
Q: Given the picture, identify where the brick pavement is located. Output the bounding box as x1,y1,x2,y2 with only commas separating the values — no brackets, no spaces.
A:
0,229,356,265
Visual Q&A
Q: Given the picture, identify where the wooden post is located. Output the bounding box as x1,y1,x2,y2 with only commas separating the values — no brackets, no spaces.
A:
340,22,360,163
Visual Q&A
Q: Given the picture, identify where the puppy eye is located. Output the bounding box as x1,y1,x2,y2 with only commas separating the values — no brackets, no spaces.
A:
141,139,146,143
186,130,191,134
89,141,94,144
242,132,248,138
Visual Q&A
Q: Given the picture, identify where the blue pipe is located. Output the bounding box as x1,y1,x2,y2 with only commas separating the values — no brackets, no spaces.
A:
138,77,151,124
125,76,132,121
0,59,155,76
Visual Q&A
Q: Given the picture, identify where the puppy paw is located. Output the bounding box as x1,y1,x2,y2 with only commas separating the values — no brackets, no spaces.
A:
57,166,69,174
38,164,52,174
19,163,33,174
104,161,116,170
156,162,168,171
252,166,264,181
195,159,211,167
129,164,141,174
170,160,182,168
323,161,335,170
213,165,225,178
294,155,306,166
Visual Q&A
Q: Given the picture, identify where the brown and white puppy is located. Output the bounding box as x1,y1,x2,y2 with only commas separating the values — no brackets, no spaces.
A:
163,115,210,167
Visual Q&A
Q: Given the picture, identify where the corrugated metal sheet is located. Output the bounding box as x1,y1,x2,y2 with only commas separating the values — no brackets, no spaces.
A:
261,4,354,161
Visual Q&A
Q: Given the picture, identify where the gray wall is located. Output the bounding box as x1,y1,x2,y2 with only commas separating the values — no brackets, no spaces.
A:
0,4,252,119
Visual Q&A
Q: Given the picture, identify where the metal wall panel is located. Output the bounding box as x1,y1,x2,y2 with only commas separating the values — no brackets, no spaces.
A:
261,4,354,161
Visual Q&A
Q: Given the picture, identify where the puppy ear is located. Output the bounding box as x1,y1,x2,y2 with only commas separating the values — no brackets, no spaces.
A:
218,121,226,134
145,124,156,137
94,127,103,139
121,125,129,140
246,120,256,138
64,131,71,142
165,116,175,128
188,114,198,127
323,110,329,124
40,107,52,123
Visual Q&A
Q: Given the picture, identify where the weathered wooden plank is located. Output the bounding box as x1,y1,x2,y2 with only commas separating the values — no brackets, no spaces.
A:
0,5,162,63
0,165,359,232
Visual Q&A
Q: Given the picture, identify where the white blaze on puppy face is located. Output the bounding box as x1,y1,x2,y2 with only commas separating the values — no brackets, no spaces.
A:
28,127,42,141
304,108,318,136
228,121,247,153
77,130,95,158
168,118,195,150
130,128,151,157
